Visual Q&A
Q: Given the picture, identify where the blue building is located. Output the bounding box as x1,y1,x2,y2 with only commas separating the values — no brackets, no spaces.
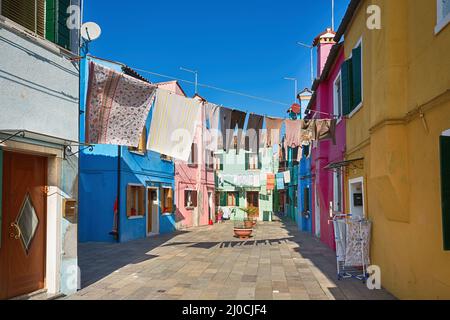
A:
297,88,313,232
79,57,176,243
298,147,312,232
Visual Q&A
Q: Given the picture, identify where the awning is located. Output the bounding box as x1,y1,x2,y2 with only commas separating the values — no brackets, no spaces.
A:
0,130,79,146
324,158,364,170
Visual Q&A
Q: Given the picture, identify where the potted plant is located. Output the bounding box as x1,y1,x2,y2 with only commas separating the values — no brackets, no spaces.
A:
243,207,259,226
233,220,253,239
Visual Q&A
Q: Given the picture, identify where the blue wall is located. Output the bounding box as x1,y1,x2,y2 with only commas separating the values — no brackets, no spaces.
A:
298,148,312,232
79,57,175,243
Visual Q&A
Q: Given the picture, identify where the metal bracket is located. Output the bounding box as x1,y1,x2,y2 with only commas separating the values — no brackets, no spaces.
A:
64,144,94,158
0,130,25,144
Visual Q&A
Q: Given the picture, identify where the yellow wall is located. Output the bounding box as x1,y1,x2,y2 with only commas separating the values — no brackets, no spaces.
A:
343,0,450,299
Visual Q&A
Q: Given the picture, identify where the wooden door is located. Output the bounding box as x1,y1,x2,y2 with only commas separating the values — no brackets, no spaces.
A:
147,189,158,234
0,151,47,299
246,192,259,217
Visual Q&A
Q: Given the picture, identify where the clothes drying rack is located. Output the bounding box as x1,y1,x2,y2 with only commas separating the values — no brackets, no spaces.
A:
332,214,371,282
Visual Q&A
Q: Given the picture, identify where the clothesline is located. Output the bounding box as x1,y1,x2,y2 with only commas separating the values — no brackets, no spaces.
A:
86,54,291,109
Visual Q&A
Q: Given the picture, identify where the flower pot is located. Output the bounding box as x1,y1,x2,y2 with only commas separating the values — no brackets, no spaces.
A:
234,228,253,240
244,220,253,229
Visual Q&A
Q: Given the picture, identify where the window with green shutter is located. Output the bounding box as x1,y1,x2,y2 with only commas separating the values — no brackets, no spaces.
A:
440,134,450,250
1,0,46,37
45,0,71,50
341,59,353,116
351,44,362,109
220,192,227,206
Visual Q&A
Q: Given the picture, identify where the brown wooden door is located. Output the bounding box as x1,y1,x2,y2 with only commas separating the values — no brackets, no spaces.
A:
0,151,47,299
246,192,259,217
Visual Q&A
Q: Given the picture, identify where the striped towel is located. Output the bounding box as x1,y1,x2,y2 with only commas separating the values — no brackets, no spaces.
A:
85,61,156,146
147,89,201,161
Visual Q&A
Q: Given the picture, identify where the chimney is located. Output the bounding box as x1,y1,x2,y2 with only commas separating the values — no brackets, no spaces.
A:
313,28,336,78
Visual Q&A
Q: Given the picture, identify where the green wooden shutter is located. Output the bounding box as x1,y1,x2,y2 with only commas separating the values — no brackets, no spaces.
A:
45,0,70,50
341,59,353,116
235,192,240,207
440,135,450,250
220,192,227,206
352,45,362,109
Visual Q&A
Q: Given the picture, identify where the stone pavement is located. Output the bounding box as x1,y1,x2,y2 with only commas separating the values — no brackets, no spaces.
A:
66,219,396,300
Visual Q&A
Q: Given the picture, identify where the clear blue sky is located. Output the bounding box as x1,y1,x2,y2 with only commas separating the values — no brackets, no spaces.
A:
84,0,350,118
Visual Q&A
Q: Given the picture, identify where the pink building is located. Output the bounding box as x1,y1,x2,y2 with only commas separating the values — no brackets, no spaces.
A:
157,81,216,229
308,29,346,250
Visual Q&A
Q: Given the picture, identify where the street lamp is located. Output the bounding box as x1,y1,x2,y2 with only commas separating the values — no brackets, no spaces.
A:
284,77,298,104
297,42,314,85
180,67,199,95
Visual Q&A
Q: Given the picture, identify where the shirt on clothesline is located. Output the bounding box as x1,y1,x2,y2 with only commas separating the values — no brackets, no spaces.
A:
265,117,283,148
219,107,233,152
229,109,247,153
205,102,221,151
85,61,157,147
147,89,201,162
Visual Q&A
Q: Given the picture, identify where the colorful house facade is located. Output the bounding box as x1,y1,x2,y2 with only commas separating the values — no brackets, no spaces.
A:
173,91,216,229
79,58,176,243
308,29,347,250
215,137,276,222
0,0,81,298
335,0,450,298
297,89,313,232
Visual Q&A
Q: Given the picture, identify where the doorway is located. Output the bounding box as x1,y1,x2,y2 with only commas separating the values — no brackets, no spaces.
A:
208,192,213,223
0,151,47,299
314,183,321,238
349,177,365,219
146,187,159,235
246,191,259,218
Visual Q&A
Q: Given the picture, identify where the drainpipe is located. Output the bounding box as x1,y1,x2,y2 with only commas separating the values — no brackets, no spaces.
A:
116,145,121,242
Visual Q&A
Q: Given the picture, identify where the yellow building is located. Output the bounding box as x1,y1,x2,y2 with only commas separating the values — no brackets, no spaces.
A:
335,0,450,299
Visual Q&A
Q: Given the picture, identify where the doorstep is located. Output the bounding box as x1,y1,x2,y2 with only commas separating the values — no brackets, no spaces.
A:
10,289,65,300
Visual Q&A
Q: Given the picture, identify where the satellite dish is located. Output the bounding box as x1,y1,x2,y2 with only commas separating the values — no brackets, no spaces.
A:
81,22,101,41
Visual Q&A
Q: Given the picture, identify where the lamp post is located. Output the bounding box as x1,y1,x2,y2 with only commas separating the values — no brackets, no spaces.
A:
297,42,314,85
180,67,199,95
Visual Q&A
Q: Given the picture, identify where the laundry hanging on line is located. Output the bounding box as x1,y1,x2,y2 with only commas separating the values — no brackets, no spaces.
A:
283,170,291,184
205,102,221,151
219,106,233,152
265,116,284,148
276,173,285,190
85,61,157,147
228,109,247,153
246,113,264,153
266,173,275,191
147,89,201,162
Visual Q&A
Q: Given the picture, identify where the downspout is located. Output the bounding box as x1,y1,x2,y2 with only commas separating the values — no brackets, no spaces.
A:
116,145,121,242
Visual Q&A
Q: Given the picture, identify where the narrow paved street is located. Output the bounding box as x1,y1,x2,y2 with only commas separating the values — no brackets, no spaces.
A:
67,219,395,300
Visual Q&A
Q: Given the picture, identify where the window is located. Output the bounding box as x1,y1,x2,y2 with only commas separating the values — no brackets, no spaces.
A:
246,153,259,170
440,130,450,250
187,143,197,166
436,0,450,34
184,190,198,208
161,154,173,161
129,127,147,154
161,187,173,214
227,192,239,206
206,151,214,170
0,0,71,49
342,41,363,117
333,170,343,213
126,185,145,217
214,154,223,171
303,187,310,212
333,73,343,119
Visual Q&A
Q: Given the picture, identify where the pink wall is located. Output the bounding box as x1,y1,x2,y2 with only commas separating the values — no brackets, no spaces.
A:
311,45,346,251
174,107,215,229
157,81,215,229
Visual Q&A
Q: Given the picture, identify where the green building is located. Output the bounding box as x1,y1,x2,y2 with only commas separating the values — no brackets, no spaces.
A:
214,138,277,221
